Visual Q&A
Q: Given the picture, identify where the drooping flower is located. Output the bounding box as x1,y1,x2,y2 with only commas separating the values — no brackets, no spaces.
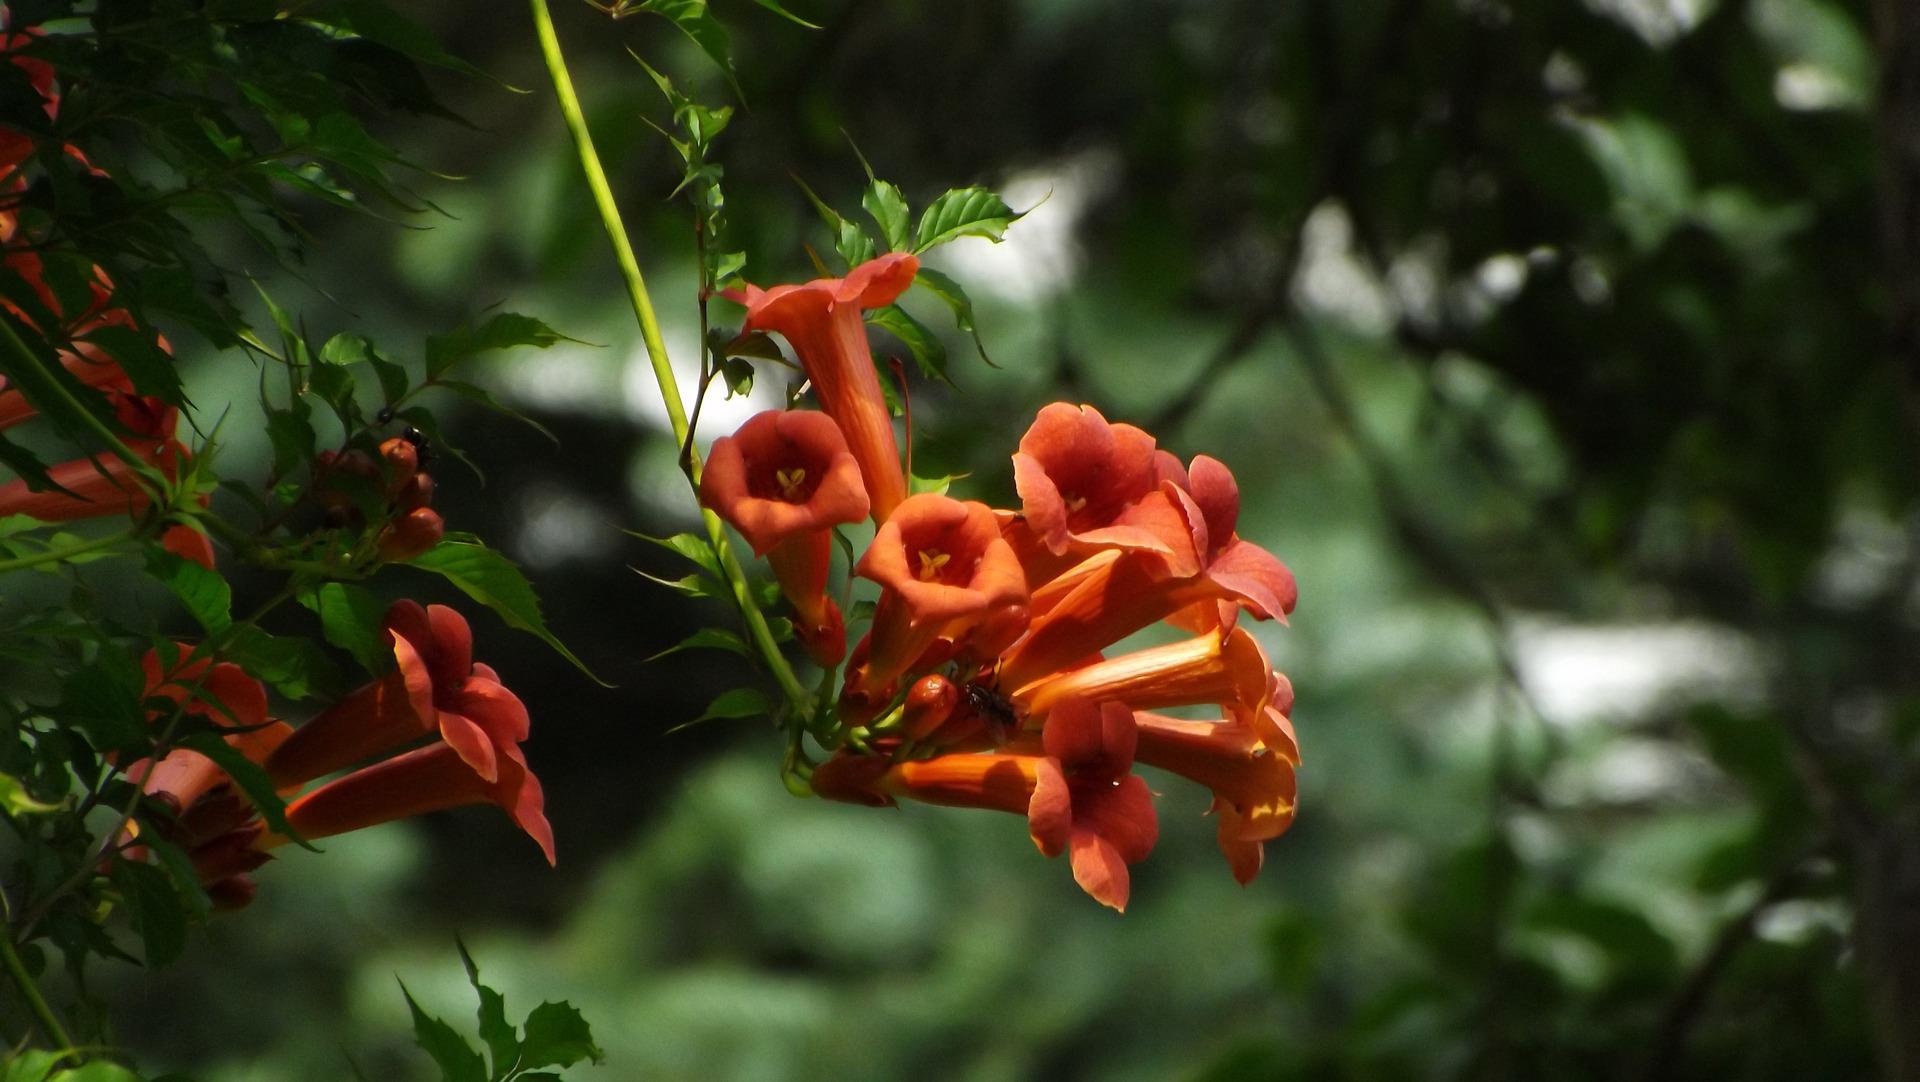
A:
845,492,1028,701
728,252,918,523
265,740,553,865
265,601,531,789
1132,709,1298,885
701,409,870,665
1012,624,1276,721
0,393,184,523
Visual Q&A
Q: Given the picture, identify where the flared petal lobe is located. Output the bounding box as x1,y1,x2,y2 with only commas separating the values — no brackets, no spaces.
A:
732,252,918,523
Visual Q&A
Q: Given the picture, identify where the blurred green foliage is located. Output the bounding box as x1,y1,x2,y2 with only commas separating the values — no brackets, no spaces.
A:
24,0,1910,1078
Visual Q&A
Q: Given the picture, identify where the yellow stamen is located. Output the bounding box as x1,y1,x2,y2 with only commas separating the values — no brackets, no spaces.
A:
776,468,807,500
1065,495,1088,513
916,549,951,581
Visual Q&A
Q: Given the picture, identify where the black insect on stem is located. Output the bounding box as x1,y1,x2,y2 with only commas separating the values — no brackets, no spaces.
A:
964,678,1022,745
402,425,433,470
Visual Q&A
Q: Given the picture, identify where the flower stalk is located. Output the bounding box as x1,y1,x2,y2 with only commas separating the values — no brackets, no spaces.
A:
531,0,808,712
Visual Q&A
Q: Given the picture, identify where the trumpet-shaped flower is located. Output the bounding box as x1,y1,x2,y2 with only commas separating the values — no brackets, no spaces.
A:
1012,403,1177,562
814,695,1158,910
1133,709,1298,884
728,252,918,523
702,409,870,664
847,493,1028,698
1013,624,1275,721
265,601,530,788
267,740,553,865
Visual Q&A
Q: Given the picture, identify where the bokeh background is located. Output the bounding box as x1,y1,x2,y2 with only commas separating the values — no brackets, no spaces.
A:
83,0,1919,1077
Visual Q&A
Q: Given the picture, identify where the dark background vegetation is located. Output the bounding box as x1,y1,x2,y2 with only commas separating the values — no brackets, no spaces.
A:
78,0,1920,1077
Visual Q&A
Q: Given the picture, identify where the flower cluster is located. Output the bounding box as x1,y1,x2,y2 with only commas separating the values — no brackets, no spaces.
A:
703,255,1300,911
312,433,446,562
128,601,552,908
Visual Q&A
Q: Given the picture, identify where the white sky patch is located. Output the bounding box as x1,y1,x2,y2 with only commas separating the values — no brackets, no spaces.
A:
1775,63,1857,111
931,148,1118,304
1511,619,1764,727
619,332,789,441
513,484,619,569
1292,202,1394,334
1582,0,1713,46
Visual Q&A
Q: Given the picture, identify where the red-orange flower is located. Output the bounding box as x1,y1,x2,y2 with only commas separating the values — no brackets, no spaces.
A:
268,740,553,865
812,695,1158,911
729,252,918,524
265,601,531,789
846,493,1028,699
1012,624,1275,721
1012,403,1176,560
1133,709,1298,885
701,409,869,664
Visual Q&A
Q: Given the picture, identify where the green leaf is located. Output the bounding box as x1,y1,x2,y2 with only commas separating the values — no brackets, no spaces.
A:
914,187,1021,252
913,268,995,367
863,179,911,252
112,859,189,967
435,379,559,444
634,568,729,602
648,627,750,662
639,0,736,86
672,687,771,733
794,177,876,267
61,654,148,759
78,323,185,404
223,626,340,702
518,1001,605,1071
176,731,299,843
457,939,520,1079
868,304,949,385
629,530,721,577
426,313,572,380
748,0,821,28
146,548,232,636
719,357,754,397
406,541,605,685
401,981,488,1082
0,773,62,816
909,471,966,496
298,582,392,674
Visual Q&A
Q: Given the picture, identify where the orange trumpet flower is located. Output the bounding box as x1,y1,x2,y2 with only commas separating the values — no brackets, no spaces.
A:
728,252,918,523
265,601,531,788
1012,403,1176,561
267,740,554,865
846,493,1028,698
1133,709,1298,884
701,409,870,665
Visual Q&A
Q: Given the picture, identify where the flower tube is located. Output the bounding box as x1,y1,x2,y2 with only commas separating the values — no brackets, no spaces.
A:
266,601,530,788
1133,709,1298,884
1013,624,1275,720
701,409,870,665
729,252,918,523
264,741,553,864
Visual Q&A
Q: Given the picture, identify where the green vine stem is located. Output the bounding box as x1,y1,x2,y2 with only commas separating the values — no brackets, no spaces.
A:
0,929,77,1060
529,0,811,713
0,529,137,576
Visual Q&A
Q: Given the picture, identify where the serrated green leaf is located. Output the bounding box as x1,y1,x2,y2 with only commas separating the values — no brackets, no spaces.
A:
435,379,558,444
648,627,750,662
630,530,721,576
914,187,1021,252
639,0,736,85
426,313,572,380
913,267,995,367
78,323,185,404
519,1001,605,1071
298,582,391,674
401,981,488,1082
146,548,231,636
457,939,520,1078
748,0,820,27
176,731,299,842
794,177,876,268
406,541,605,685
111,859,188,967
671,687,771,733
634,568,729,602
223,625,339,701
867,304,948,385
863,179,911,252
909,471,966,496
720,357,754,397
